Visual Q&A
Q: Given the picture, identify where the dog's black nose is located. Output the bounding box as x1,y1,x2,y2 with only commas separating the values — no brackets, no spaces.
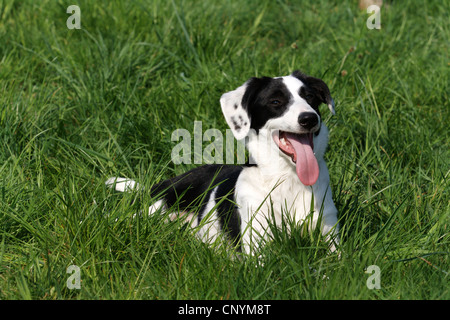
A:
298,112,319,130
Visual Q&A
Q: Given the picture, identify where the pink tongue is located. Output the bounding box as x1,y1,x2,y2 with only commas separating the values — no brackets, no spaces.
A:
285,133,319,186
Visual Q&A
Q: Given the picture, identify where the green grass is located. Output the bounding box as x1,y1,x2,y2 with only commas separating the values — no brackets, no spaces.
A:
0,0,448,300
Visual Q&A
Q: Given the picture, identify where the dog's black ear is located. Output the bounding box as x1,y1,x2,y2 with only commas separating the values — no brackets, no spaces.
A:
220,82,251,140
292,70,335,115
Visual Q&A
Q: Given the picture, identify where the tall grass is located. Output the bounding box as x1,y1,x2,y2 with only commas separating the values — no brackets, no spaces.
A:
0,0,448,299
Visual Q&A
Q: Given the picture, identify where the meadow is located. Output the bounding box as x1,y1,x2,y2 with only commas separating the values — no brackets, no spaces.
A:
0,0,448,300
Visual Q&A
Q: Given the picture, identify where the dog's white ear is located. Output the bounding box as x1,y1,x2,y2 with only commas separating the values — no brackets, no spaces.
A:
220,84,251,140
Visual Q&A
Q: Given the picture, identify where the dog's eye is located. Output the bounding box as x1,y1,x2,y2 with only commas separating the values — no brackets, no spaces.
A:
270,99,281,105
305,94,314,100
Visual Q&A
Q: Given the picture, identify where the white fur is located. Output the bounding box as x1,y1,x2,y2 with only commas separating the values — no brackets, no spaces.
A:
105,177,140,192
148,199,165,216
196,187,223,244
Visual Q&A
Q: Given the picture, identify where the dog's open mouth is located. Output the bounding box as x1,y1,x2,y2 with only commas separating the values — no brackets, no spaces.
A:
273,131,319,186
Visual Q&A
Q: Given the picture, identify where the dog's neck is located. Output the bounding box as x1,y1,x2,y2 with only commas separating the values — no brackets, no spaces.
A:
246,129,296,183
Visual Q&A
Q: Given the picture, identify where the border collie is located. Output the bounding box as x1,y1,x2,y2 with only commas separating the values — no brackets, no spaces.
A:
106,70,339,255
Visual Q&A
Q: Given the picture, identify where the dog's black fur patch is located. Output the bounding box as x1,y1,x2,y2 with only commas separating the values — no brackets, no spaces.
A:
292,70,333,116
241,77,293,132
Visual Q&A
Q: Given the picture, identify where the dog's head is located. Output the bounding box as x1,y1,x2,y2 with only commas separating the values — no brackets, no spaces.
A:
220,70,335,186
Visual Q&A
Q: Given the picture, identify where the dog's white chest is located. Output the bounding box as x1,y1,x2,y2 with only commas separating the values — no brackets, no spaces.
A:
235,167,314,226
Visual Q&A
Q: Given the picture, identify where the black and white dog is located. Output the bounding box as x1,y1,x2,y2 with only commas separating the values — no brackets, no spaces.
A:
107,70,339,255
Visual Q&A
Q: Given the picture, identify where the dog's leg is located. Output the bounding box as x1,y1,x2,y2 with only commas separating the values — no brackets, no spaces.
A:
310,162,340,253
321,212,339,252
148,199,166,216
239,203,270,256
